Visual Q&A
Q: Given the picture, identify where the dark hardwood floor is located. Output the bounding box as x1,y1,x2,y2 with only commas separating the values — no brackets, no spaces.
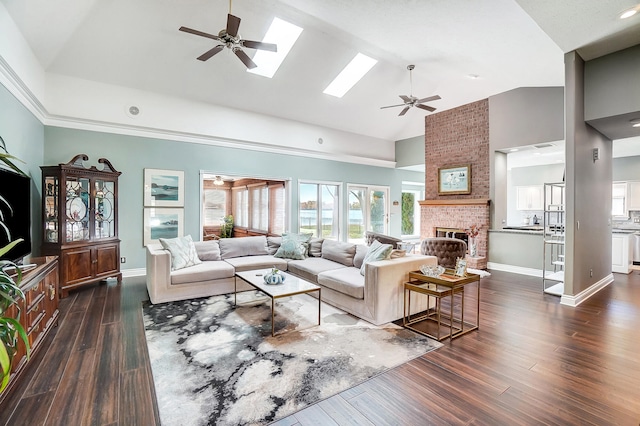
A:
2,270,640,425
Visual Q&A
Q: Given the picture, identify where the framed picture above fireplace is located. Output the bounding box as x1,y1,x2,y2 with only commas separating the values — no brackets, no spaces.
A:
438,164,471,195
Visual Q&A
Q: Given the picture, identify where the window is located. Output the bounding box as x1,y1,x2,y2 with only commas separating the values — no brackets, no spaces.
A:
233,187,249,228
270,184,286,235
250,185,269,232
202,188,227,226
299,181,340,239
401,190,422,238
347,185,389,243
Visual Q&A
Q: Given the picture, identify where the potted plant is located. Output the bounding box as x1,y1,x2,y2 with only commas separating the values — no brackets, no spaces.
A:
0,239,30,393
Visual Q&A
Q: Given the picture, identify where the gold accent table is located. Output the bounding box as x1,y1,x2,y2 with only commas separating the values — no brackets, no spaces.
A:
403,270,480,341
235,269,321,336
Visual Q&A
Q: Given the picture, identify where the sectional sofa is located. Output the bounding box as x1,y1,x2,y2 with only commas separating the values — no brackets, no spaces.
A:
146,235,436,325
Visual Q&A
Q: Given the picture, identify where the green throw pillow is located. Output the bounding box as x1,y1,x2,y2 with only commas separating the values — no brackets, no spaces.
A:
159,235,202,271
360,239,393,275
274,233,312,260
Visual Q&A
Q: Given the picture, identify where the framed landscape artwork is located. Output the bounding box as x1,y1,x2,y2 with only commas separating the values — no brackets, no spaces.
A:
438,164,471,195
144,168,185,207
143,208,184,245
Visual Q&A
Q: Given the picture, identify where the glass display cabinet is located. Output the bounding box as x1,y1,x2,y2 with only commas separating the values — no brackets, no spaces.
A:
41,154,121,297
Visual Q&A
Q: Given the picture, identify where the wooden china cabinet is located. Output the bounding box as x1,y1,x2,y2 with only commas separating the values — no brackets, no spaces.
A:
41,154,122,297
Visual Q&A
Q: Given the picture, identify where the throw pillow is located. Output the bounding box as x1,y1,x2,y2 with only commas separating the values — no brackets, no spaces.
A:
308,238,324,257
321,239,357,266
193,240,221,261
390,249,407,259
353,244,368,269
274,233,312,260
159,235,202,271
360,239,393,275
266,236,282,255
219,236,268,259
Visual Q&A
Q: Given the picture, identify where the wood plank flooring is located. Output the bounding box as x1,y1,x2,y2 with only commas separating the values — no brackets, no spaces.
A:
1,270,640,425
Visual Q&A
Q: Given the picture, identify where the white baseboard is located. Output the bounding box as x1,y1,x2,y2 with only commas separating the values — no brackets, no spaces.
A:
560,274,614,307
486,262,543,278
122,268,146,278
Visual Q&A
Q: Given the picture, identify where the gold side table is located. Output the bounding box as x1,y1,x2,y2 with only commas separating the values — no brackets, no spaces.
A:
403,270,480,341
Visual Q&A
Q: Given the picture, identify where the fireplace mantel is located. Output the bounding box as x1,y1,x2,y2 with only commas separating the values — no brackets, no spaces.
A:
419,198,490,206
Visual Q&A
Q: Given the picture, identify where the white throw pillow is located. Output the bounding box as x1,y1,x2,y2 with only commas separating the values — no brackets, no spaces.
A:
360,239,393,275
160,235,202,271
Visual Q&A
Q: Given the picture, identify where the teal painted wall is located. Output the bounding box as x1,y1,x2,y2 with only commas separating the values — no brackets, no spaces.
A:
43,127,424,270
0,83,45,256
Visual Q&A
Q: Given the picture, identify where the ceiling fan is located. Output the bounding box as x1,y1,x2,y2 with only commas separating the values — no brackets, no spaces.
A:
381,65,441,116
179,1,277,69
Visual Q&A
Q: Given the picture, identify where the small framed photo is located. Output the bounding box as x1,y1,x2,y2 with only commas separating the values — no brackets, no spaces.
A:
144,169,184,207
144,208,184,245
438,164,471,195
454,257,467,277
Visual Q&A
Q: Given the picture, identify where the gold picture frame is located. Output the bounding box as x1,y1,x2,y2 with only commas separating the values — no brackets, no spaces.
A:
438,164,471,195
454,257,468,277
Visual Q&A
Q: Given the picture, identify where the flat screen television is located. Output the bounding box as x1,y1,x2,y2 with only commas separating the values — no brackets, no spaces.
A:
0,168,32,262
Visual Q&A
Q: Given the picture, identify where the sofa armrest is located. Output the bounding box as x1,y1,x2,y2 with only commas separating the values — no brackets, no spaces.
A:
363,254,437,324
146,243,172,304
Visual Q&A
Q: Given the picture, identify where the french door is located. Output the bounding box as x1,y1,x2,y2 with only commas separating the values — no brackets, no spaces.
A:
347,185,389,243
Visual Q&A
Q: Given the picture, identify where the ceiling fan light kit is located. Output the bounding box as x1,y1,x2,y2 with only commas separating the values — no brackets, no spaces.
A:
179,8,277,69
381,64,441,116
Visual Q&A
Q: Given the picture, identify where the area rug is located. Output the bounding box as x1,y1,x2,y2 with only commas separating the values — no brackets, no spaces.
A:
143,291,442,426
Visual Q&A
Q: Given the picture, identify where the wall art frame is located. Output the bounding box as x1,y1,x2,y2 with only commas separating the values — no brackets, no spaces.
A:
438,164,471,195
144,168,185,207
143,207,184,245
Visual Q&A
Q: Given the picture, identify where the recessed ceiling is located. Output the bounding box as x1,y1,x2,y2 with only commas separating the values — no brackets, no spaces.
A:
0,0,638,146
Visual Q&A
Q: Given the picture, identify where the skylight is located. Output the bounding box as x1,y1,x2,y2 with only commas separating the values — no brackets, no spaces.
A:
323,53,378,98
248,17,303,78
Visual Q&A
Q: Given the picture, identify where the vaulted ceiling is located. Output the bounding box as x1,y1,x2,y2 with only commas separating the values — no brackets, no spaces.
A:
1,0,639,143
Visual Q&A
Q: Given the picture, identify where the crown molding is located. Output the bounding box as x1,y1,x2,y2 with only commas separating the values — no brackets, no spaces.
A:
0,59,397,170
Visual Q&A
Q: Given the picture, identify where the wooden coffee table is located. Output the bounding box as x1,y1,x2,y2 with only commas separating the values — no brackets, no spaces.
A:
235,269,321,336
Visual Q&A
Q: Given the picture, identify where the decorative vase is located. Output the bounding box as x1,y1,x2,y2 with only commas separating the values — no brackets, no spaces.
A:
264,269,285,285
469,237,478,257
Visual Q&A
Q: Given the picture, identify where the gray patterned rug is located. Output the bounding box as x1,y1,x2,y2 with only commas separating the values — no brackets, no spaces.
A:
143,291,442,426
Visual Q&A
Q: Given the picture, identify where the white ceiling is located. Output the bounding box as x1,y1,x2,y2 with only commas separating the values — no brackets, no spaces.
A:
1,0,639,144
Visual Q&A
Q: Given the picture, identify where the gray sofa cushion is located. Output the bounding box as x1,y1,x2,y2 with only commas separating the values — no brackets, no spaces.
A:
321,239,356,266
317,267,365,299
194,240,221,261
353,244,368,269
224,255,288,272
219,236,269,259
287,257,346,284
171,260,235,284
266,236,282,255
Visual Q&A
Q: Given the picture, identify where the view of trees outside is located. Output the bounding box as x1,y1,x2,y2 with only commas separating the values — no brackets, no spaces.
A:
370,190,386,233
401,192,415,235
299,183,339,238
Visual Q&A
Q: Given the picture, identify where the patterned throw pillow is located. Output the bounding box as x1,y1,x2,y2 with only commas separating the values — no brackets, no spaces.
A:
159,235,202,271
274,233,312,260
360,239,393,275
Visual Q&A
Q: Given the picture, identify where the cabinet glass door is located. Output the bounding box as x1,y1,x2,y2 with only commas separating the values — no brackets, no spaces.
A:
94,179,116,239
65,178,90,242
44,176,59,243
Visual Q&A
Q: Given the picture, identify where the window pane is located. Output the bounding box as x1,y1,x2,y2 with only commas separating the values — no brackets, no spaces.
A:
369,190,386,233
299,183,318,237
321,184,339,239
401,192,415,235
348,188,365,241
270,185,285,235
234,189,248,227
203,188,227,226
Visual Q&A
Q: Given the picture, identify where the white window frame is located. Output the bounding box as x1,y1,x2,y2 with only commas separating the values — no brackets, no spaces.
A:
346,184,390,243
298,180,342,240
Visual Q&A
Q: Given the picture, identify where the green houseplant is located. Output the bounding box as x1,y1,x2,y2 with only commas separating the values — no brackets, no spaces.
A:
0,239,30,393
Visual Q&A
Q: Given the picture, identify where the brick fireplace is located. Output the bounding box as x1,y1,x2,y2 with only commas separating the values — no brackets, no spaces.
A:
421,99,490,269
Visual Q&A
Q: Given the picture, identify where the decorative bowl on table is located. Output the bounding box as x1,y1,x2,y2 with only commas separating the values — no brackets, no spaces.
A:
419,264,445,278
264,268,286,285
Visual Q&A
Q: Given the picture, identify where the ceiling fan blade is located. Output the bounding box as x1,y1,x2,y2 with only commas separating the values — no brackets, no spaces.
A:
416,95,441,103
399,95,412,103
197,45,224,61
380,103,406,109
243,40,277,52
227,14,241,37
399,106,411,116
234,48,257,69
416,104,437,112
179,26,221,41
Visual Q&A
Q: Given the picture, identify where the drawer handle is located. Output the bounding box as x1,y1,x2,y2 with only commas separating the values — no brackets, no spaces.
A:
49,284,56,300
